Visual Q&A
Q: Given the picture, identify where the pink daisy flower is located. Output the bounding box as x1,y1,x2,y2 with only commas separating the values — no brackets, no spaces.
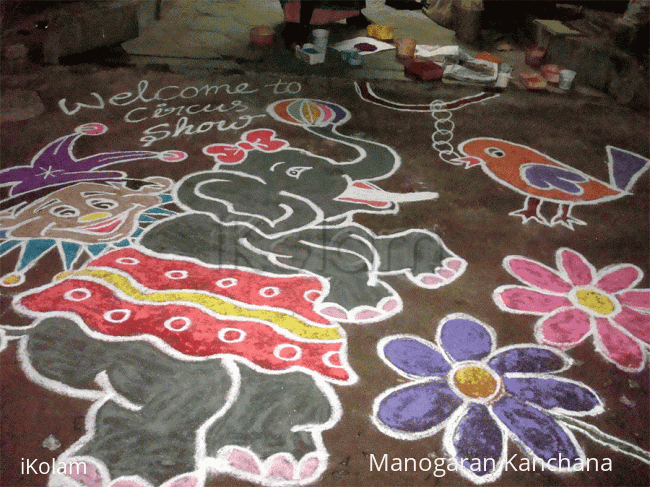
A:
493,247,650,373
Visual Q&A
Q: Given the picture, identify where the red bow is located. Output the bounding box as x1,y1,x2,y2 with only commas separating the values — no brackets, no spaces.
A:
203,129,289,164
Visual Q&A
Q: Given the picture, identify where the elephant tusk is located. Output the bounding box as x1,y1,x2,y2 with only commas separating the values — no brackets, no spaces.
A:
336,182,438,207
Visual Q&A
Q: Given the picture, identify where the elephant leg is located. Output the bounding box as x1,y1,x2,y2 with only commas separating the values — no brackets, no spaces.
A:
203,363,335,484
24,318,234,486
269,226,402,322
375,230,467,288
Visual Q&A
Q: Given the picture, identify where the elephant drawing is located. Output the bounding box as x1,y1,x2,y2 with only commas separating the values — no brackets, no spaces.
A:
4,99,467,487
141,108,466,322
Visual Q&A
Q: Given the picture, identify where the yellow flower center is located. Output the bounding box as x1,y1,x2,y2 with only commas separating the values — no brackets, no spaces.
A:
575,289,615,315
453,365,498,399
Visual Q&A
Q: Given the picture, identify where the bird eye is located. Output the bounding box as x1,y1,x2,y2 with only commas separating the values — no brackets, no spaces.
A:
485,147,506,158
86,198,118,210
50,205,80,218
285,167,311,179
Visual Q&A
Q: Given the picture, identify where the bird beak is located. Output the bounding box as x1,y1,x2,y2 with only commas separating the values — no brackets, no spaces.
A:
450,156,484,168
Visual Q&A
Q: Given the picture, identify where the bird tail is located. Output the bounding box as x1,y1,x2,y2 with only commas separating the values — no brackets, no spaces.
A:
608,146,650,192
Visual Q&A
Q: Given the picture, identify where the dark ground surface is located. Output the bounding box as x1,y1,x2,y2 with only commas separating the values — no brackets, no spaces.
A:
1,4,649,485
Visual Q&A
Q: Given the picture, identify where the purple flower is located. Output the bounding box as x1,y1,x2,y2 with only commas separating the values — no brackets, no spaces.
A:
372,313,604,483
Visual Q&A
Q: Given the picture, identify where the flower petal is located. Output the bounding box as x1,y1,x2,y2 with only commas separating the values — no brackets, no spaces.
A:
595,318,645,371
492,395,583,465
536,308,592,348
382,338,451,378
495,286,571,314
449,404,504,478
439,315,494,362
613,306,650,344
488,346,569,375
618,290,650,310
376,381,462,434
503,377,603,414
559,248,594,286
505,257,573,293
597,265,642,294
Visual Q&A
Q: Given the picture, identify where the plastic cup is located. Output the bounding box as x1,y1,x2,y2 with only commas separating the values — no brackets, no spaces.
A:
559,69,577,90
395,37,416,58
313,29,329,52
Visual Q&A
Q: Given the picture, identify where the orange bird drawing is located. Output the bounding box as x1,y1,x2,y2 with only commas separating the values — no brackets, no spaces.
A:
453,138,650,229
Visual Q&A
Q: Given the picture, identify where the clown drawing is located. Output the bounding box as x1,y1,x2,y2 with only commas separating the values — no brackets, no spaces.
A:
0,123,186,286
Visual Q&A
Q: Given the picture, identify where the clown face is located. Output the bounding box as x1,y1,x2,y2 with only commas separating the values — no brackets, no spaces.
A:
0,177,172,244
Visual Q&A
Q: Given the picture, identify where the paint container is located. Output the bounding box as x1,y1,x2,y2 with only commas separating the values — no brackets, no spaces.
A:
520,72,547,90
250,26,275,46
367,24,394,40
404,59,444,81
495,63,513,89
341,48,362,66
559,69,577,90
395,37,416,58
525,46,546,68
541,64,561,83
313,29,330,52
295,44,326,64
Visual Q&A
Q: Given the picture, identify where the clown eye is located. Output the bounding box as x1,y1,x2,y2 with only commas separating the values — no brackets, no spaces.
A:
50,205,80,218
485,147,506,158
86,198,118,210
285,167,311,179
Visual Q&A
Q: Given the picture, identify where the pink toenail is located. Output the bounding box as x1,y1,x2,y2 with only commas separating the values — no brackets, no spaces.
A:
267,455,294,480
299,457,320,479
438,269,454,279
228,448,261,475
161,474,200,487
382,299,399,312
422,275,443,286
355,310,381,320
63,459,103,487
112,479,149,487
320,307,348,319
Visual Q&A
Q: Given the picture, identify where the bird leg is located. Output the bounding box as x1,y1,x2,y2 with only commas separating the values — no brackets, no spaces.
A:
550,204,587,229
509,197,548,225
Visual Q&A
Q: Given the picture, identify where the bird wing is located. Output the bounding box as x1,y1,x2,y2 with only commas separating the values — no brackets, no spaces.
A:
521,163,589,195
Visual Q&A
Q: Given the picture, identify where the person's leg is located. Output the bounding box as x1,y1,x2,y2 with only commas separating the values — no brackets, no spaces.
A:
281,0,313,48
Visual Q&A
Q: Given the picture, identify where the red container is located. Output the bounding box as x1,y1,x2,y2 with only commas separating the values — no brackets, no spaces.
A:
404,59,444,81
541,64,561,83
250,26,275,46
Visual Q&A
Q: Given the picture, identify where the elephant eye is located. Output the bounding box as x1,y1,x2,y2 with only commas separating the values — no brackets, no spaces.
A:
485,147,506,158
285,166,311,179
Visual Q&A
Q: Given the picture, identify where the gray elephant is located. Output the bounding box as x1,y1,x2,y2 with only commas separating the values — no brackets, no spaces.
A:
141,114,466,322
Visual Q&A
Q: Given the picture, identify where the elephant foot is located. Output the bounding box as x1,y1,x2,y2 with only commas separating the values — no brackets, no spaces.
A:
316,296,402,323
412,257,467,289
216,446,324,485
49,456,201,487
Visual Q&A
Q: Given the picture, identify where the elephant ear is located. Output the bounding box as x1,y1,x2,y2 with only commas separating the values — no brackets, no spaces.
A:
175,172,320,236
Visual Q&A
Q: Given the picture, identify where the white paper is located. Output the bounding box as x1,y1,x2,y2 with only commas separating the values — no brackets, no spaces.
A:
332,36,395,55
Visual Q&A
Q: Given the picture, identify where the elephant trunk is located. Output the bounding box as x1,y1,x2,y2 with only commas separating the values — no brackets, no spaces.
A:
308,125,401,182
